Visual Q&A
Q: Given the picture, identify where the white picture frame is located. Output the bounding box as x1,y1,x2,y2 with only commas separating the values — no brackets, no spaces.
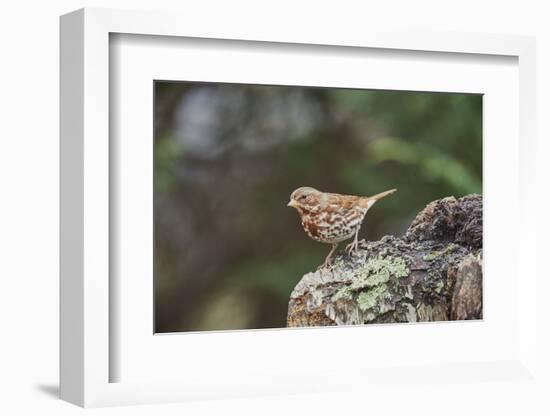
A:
60,7,538,408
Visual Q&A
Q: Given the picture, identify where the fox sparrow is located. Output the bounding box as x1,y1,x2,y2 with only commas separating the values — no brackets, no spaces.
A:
287,187,396,269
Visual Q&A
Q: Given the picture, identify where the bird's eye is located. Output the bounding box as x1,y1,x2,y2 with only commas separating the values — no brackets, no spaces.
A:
301,195,308,200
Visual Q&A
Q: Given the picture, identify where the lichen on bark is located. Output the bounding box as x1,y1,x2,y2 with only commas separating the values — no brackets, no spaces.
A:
287,194,483,327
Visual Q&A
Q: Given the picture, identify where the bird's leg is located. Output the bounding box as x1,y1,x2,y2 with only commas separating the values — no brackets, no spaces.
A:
346,229,360,256
320,243,338,270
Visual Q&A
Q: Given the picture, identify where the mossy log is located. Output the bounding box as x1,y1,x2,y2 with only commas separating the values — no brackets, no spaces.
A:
287,194,483,327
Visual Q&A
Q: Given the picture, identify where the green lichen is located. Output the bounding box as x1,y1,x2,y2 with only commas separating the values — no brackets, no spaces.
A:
423,243,459,262
423,251,439,262
331,255,409,310
357,285,388,311
444,243,459,254
332,285,353,302
349,256,409,290
435,280,445,294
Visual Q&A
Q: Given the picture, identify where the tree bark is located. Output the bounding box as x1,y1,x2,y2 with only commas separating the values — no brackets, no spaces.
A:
287,194,483,327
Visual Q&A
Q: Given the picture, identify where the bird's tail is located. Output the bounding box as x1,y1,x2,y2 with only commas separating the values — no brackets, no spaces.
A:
368,188,397,201
359,189,396,208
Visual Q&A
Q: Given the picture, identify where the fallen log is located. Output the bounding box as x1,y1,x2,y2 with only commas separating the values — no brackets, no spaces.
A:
287,194,483,327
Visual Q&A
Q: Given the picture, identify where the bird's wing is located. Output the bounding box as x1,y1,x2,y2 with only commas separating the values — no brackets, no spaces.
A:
324,193,361,216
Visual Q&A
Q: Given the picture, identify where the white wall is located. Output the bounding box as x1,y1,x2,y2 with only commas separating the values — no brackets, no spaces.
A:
1,1,548,415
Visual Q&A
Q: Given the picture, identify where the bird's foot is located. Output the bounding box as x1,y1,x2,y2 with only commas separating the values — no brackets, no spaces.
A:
345,240,359,256
317,244,339,272
318,254,340,271
317,260,334,272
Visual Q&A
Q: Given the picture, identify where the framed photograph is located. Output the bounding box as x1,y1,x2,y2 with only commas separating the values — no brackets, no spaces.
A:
153,80,482,334
60,8,538,407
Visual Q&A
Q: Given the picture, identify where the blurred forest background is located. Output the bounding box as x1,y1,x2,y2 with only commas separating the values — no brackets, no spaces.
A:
154,81,482,333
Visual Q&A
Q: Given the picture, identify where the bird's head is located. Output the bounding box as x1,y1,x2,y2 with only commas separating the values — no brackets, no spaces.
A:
288,187,322,212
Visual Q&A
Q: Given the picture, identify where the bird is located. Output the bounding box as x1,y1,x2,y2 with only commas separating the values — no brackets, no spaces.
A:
287,187,396,269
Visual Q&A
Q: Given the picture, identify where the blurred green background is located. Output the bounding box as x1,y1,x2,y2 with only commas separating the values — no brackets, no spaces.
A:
154,81,482,333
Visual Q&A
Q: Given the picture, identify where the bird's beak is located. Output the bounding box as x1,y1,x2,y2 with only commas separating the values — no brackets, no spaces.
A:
287,199,297,208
